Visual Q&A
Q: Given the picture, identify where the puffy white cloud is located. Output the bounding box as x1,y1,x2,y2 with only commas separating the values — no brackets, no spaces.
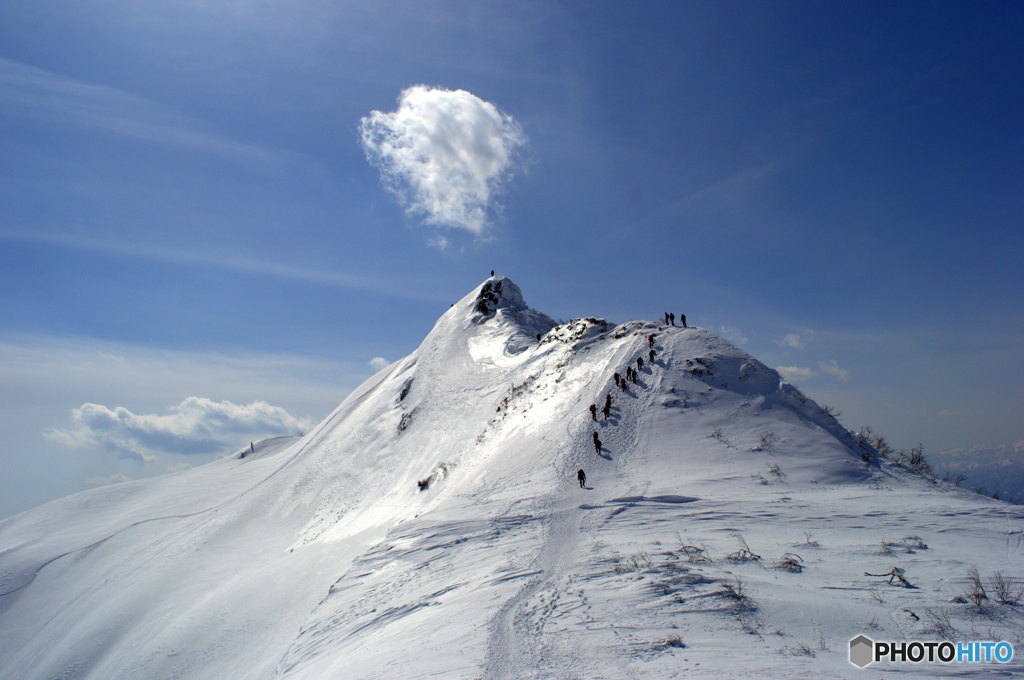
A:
369,357,389,371
818,360,851,382
360,85,527,234
777,365,816,382
779,332,806,350
47,397,315,464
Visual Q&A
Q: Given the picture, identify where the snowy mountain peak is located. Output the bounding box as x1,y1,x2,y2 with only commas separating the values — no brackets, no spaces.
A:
2,277,1021,680
473,275,526,315
418,276,557,370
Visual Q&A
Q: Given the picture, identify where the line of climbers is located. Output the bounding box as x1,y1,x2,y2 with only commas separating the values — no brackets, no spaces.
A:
579,315,688,488
589,330,665,455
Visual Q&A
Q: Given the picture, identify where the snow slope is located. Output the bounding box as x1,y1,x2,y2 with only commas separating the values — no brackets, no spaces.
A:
1,276,1021,679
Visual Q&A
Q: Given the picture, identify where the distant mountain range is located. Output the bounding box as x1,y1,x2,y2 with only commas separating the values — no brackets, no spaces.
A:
930,442,1024,502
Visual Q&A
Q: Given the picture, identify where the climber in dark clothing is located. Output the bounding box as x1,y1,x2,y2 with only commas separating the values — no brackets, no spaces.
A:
649,348,655,364
669,313,676,326
648,334,655,348
664,312,669,325
577,469,587,487
593,431,602,454
590,404,597,420
636,356,643,370
680,314,686,328
620,377,628,392
602,400,611,420
614,372,621,387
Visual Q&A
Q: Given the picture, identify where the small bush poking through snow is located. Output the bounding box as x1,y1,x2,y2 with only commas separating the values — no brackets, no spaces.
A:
726,533,761,563
753,431,777,452
925,607,960,639
775,553,804,573
989,571,1024,605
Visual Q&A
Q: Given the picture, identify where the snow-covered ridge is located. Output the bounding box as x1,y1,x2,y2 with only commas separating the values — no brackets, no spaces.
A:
1,277,1021,679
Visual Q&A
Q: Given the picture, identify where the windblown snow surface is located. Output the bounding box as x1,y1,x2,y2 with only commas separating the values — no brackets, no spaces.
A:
1,277,1022,679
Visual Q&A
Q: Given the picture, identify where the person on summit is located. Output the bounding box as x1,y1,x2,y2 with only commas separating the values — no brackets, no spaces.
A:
680,314,686,328
664,312,670,325
590,404,597,421
669,313,675,326
577,469,587,487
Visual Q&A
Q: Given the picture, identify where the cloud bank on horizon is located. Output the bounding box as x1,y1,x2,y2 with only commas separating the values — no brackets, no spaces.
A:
46,397,315,464
360,85,527,236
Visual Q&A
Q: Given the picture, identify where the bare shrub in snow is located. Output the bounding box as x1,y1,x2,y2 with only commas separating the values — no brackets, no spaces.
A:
965,566,988,607
795,532,819,548
613,550,652,574
902,535,927,550
989,571,1023,605
775,553,804,573
865,567,909,586
925,607,960,639
780,643,815,657
726,533,761,563
894,442,933,477
752,431,777,451
674,533,713,564
721,577,756,615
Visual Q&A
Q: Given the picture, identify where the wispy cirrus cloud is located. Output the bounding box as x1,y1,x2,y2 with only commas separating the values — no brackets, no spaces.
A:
777,365,817,382
0,229,453,305
360,85,528,235
719,326,749,346
817,360,851,382
0,57,281,163
776,360,851,383
46,397,315,464
778,332,808,350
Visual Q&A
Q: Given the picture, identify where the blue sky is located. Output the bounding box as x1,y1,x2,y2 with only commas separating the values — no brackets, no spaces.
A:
2,1,1022,517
